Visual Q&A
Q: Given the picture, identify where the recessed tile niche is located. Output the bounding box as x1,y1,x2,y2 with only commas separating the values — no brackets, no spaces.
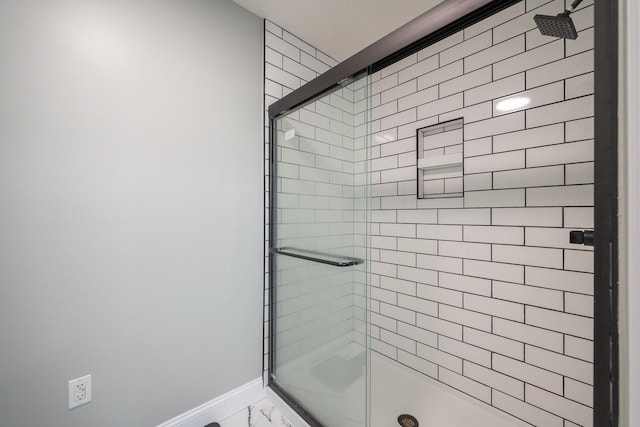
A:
417,118,464,199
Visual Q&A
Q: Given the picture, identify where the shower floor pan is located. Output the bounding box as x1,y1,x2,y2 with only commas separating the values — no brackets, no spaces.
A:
275,346,529,427
371,352,529,427
272,345,531,427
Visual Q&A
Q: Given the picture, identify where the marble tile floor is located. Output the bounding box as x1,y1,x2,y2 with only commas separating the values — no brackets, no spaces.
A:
219,398,294,427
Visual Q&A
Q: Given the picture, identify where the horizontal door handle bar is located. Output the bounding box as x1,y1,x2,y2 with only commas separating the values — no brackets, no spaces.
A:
270,247,363,267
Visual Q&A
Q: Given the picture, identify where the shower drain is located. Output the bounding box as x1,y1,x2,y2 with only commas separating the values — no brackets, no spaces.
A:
397,414,419,427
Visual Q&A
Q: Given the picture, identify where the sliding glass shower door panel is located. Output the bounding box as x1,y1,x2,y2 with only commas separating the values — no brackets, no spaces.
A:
365,2,596,426
270,76,369,427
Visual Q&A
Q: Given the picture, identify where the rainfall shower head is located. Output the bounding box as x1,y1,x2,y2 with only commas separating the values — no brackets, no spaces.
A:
533,0,583,40
533,13,578,39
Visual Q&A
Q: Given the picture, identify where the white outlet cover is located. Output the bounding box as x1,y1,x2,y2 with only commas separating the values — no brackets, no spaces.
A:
68,374,92,409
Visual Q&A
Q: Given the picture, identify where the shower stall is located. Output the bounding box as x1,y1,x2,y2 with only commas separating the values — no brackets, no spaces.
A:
266,0,617,426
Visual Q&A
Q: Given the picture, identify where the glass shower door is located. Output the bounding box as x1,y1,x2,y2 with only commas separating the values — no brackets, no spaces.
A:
269,76,369,427
364,2,597,426
268,1,602,426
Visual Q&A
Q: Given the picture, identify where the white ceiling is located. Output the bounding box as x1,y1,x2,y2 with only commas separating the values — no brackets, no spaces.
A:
232,0,445,62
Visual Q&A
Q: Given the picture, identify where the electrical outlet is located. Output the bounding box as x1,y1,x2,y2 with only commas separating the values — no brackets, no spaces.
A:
68,374,92,409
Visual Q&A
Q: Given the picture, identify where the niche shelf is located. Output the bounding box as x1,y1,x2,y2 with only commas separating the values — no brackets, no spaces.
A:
417,118,464,199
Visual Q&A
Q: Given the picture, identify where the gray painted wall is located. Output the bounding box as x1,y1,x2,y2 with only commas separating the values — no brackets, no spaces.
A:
0,1,263,426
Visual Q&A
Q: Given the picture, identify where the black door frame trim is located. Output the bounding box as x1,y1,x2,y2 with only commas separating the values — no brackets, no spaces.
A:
594,0,619,426
268,1,619,426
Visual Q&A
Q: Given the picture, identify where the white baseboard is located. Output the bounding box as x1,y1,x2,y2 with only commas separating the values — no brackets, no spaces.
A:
158,378,265,427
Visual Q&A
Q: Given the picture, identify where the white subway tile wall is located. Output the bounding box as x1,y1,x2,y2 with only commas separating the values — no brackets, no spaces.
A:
366,0,594,426
263,21,343,380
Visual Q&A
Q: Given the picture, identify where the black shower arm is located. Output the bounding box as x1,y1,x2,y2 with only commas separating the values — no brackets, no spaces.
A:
563,0,584,15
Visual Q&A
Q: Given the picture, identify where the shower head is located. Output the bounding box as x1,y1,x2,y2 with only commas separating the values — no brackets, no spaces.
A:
533,0,583,40
533,13,578,39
